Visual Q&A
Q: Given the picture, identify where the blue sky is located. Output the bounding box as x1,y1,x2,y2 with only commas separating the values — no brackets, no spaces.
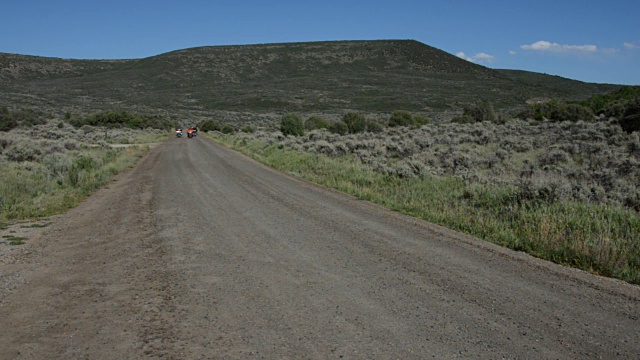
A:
2,0,639,85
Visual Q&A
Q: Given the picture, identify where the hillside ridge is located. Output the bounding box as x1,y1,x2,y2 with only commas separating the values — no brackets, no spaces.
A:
0,40,620,114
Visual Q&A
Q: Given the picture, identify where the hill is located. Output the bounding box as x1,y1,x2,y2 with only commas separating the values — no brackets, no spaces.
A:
0,40,621,115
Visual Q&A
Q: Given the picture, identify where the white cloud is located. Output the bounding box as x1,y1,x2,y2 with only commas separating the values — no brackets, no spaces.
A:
624,42,640,50
474,53,495,62
509,50,517,56
456,51,495,64
521,40,598,53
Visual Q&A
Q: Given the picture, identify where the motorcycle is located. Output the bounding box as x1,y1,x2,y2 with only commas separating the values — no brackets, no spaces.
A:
176,130,182,137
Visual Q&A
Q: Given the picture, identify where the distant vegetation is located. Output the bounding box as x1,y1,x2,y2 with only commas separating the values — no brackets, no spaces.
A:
0,40,621,114
579,85,640,117
68,110,173,130
1,108,174,133
388,110,429,127
304,116,330,131
452,102,497,124
519,100,595,122
281,112,397,136
0,107,51,131
516,86,640,129
197,119,223,132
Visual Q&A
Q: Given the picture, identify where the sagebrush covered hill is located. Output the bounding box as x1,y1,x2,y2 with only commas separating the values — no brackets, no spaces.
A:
0,40,620,114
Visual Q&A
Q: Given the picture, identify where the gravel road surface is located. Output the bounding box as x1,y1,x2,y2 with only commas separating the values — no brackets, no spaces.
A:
1,136,638,359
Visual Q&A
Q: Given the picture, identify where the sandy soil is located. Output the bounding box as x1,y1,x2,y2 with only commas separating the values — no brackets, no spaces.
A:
0,136,638,359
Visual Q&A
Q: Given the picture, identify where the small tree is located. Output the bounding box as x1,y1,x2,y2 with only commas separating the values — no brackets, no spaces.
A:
280,113,304,136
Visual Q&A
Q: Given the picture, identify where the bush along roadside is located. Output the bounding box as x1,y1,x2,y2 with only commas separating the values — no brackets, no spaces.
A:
207,132,640,285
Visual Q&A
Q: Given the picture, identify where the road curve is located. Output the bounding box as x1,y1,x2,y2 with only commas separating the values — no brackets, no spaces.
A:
0,136,638,359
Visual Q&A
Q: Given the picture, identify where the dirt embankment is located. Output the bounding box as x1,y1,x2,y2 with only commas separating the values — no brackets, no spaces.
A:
1,137,638,359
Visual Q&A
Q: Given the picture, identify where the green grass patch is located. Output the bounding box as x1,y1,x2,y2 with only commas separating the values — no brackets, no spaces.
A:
210,133,640,285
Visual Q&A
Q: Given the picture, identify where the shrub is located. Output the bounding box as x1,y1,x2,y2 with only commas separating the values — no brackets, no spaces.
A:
242,125,255,133
539,148,571,166
389,110,414,127
367,121,384,133
413,115,429,127
0,108,50,131
342,112,367,134
451,115,474,124
463,101,496,123
221,124,235,134
305,116,330,130
70,111,172,130
13,109,49,127
0,112,18,132
198,119,222,132
73,155,95,171
563,104,595,122
619,99,640,133
280,113,304,136
581,85,640,115
329,121,348,135
68,155,95,187
4,142,42,162
522,99,595,122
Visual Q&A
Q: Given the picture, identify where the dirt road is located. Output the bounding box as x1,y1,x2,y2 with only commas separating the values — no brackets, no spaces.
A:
1,136,638,359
